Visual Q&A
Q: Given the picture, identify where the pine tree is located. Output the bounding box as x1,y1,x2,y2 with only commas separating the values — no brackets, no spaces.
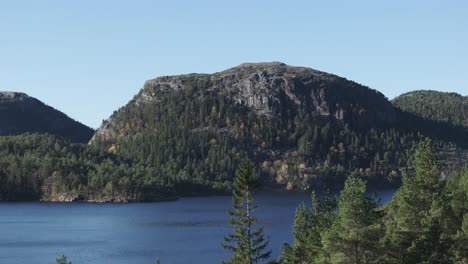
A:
441,167,468,263
281,202,313,263
278,191,336,264
222,159,271,264
384,138,444,263
322,175,384,264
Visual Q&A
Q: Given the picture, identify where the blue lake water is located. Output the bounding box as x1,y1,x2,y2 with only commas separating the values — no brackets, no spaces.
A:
0,191,394,264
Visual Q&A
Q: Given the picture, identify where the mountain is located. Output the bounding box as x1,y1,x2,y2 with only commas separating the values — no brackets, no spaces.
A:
91,62,468,192
392,90,468,128
0,92,94,143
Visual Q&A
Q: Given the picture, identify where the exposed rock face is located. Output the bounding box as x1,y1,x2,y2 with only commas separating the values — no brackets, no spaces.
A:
149,62,396,122
0,91,94,143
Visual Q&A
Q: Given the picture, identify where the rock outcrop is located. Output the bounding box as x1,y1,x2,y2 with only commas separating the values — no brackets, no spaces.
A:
145,62,396,123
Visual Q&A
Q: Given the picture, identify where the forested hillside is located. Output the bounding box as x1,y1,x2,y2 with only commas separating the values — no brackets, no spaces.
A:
393,90,468,128
1,64,467,201
0,133,174,201
0,92,94,143
91,62,468,192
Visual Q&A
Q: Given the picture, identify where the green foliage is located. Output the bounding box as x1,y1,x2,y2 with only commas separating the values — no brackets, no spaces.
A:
93,78,240,194
280,138,467,264
322,175,384,264
393,90,468,128
384,138,445,263
278,191,336,264
278,202,315,263
442,167,468,262
222,159,271,264
0,133,175,201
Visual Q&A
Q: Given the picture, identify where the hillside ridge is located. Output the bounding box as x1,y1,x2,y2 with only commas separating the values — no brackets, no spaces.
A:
0,91,94,143
392,89,468,128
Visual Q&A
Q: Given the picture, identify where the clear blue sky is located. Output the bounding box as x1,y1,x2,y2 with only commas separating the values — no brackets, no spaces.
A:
1,0,467,128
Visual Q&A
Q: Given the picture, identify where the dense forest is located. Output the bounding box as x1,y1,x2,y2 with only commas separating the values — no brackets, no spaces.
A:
0,133,174,201
393,90,468,128
91,63,468,193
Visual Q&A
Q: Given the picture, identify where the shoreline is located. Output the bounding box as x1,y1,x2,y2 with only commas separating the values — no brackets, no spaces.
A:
0,187,397,203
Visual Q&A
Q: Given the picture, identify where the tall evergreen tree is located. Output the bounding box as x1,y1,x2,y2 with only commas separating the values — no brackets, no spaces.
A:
278,191,336,264
384,138,445,263
222,159,271,264
278,202,312,263
322,175,384,264
440,167,468,263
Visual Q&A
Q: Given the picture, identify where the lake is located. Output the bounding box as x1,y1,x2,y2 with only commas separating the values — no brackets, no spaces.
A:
0,191,394,264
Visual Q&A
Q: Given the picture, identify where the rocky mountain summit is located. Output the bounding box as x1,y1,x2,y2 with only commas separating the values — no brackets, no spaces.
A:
91,62,467,192
0,91,94,143
144,62,396,123
95,62,396,144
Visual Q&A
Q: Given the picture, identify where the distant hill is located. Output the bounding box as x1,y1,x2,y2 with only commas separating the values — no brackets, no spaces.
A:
0,92,94,143
392,90,468,128
90,62,468,192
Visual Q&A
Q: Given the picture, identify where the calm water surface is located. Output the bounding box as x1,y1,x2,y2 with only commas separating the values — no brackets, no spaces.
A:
0,191,394,264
